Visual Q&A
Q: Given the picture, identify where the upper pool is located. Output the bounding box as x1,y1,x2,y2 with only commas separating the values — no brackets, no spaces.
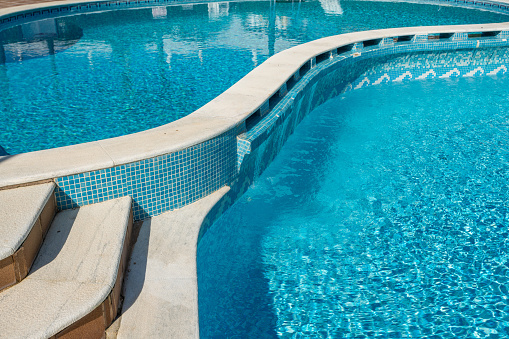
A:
1,0,509,154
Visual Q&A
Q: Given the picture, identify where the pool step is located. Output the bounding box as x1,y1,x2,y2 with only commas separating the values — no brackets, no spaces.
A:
0,182,56,291
116,187,229,339
0,196,133,339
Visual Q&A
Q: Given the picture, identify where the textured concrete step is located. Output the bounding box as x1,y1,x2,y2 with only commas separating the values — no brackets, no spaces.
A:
0,196,132,339
0,182,56,290
116,187,229,339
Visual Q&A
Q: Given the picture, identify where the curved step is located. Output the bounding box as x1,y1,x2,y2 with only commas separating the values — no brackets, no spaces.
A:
0,196,132,339
117,187,228,339
0,182,56,291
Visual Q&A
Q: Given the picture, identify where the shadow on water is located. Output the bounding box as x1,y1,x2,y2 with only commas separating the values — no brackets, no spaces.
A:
0,145,8,156
197,209,279,338
0,18,83,64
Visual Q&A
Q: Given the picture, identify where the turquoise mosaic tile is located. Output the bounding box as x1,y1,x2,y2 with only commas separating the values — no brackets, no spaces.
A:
55,126,241,220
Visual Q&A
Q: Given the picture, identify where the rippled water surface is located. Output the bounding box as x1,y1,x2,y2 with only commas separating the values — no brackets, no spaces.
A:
198,75,509,338
1,0,509,153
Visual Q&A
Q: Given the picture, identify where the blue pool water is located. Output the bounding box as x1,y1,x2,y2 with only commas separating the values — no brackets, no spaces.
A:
1,0,509,154
197,74,509,338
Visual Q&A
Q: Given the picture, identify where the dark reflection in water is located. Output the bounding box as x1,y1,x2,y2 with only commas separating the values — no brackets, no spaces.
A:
0,19,83,63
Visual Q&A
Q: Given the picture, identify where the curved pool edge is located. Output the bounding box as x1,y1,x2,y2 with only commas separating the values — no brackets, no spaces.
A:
0,22,507,187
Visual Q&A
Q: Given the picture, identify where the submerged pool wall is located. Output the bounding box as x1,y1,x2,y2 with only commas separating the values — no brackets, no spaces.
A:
198,42,509,238
1,0,509,222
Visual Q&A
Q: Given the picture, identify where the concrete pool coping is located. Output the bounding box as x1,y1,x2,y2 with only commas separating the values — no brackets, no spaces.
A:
115,186,229,338
0,0,509,188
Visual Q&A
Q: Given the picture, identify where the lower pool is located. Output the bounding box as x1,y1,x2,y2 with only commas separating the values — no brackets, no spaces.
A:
197,74,509,338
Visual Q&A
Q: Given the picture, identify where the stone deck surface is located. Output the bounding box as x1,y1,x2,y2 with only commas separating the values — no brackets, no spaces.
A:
0,0,60,9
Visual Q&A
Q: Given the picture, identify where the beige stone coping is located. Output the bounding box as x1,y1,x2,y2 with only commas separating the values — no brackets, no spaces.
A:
0,1,509,189
0,182,55,259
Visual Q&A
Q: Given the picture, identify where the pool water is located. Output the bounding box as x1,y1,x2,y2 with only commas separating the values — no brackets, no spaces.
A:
197,74,509,338
1,0,509,154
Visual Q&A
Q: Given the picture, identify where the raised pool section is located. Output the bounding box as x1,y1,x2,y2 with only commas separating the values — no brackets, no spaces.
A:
2,0,509,221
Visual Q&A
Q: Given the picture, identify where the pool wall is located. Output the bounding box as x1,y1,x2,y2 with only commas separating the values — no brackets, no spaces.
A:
1,0,509,222
199,43,509,239
54,37,509,221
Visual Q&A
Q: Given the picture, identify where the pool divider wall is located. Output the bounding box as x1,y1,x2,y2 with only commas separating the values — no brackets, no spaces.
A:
235,37,509,172
53,125,242,220
199,44,509,239
2,0,509,221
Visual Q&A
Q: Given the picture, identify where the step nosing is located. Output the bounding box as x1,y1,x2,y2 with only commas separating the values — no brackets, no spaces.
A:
0,182,56,261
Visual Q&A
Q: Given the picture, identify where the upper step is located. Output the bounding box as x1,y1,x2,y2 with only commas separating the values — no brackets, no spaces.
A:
0,196,132,339
0,182,56,290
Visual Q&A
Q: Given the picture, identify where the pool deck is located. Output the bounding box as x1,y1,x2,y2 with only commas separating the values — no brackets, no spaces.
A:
115,187,228,339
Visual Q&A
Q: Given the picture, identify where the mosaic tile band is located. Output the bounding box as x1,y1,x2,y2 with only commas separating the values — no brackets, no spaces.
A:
0,0,223,30
56,126,241,220
349,48,509,91
2,0,509,31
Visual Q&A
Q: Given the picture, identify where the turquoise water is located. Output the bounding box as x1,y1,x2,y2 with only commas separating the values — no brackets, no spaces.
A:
1,0,509,154
197,74,509,338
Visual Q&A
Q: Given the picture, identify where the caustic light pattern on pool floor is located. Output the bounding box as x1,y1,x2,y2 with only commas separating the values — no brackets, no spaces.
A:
198,75,509,338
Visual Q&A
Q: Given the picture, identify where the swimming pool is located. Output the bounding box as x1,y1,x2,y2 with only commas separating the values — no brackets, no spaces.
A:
2,0,509,336
1,0,509,154
198,71,509,338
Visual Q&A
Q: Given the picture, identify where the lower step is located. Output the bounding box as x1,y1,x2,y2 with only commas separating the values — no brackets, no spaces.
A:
0,196,132,339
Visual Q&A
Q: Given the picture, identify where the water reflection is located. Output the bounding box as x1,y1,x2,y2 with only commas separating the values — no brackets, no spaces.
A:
151,6,168,19
208,2,230,19
0,18,83,63
161,1,296,68
319,0,343,15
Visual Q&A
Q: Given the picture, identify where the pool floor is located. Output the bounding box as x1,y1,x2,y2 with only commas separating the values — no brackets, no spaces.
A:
198,74,509,338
